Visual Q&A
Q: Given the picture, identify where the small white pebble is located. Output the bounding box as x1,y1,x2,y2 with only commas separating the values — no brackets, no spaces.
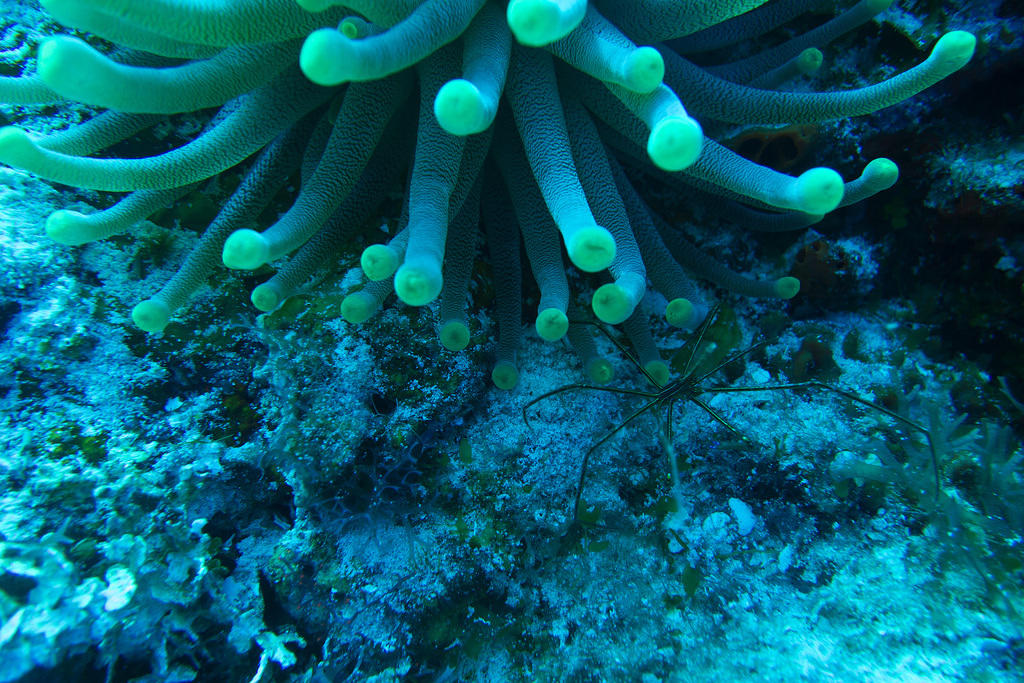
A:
778,544,795,572
728,497,757,536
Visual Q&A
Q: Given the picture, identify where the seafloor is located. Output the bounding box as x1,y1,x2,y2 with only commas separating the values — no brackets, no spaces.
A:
0,1,1023,681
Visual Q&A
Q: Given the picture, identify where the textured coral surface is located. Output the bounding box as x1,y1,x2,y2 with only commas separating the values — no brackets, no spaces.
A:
0,1,1022,681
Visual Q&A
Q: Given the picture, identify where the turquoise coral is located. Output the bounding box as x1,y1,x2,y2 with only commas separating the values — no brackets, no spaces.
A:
0,0,974,388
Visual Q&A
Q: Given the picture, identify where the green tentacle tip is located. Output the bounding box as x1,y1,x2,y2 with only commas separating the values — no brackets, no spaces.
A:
647,116,703,172
774,276,800,300
36,36,83,84
360,244,399,281
865,0,894,12
535,307,569,342
586,357,614,385
300,28,352,86
221,229,270,270
665,298,697,328
592,283,632,325
795,167,844,214
506,0,576,47
339,18,360,39
491,360,519,390
864,157,899,189
797,48,823,75
394,263,442,306
624,46,664,94
45,210,89,246
440,320,471,351
250,283,283,312
931,31,976,71
644,360,671,387
340,291,375,323
35,35,61,65
434,79,488,136
0,126,34,165
566,225,615,273
131,299,170,333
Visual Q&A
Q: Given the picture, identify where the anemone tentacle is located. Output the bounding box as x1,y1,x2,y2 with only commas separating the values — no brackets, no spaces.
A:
0,0,974,388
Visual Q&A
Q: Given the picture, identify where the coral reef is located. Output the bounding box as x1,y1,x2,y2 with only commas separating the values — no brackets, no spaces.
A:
1,1,1022,681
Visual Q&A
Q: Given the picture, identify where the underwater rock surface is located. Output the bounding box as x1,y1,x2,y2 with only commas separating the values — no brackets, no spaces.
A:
0,0,1022,680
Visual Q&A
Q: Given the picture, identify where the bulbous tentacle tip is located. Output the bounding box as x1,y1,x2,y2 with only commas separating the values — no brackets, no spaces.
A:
566,225,616,273
648,116,703,172
36,36,79,81
506,0,562,47
0,126,35,166
222,229,271,270
434,79,489,136
132,299,170,333
339,21,358,39
491,360,520,390
930,30,976,71
774,276,800,300
624,46,665,94
795,167,844,214
300,28,355,86
440,320,471,351
592,283,632,325
340,291,376,324
45,210,90,246
250,282,284,312
507,0,584,47
585,357,615,385
665,298,698,329
796,48,823,76
864,157,899,188
360,244,399,281
644,360,671,387
536,307,569,342
394,262,443,306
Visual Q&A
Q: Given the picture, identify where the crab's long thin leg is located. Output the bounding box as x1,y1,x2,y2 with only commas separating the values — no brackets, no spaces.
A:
690,396,749,442
574,396,661,520
523,382,658,428
706,380,939,496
